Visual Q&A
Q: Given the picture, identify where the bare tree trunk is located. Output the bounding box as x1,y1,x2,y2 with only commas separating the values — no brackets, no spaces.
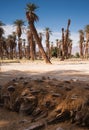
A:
30,32,35,61
29,23,51,64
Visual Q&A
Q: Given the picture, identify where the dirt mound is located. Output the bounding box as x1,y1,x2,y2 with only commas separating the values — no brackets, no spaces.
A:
0,77,89,130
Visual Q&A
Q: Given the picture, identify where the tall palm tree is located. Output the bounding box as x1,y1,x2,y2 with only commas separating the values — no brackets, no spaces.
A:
56,39,59,58
13,19,24,38
85,25,89,58
64,19,71,59
44,27,52,59
0,21,5,59
68,38,72,57
61,28,65,60
13,19,25,59
38,32,43,59
85,25,89,41
12,31,17,58
78,30,84,58
7,35,16,59
23,39,26,58
26,3,51,64
27,30,35,61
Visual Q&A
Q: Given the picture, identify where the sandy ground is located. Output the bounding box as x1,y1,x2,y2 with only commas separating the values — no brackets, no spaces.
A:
0,59,89,130
1,60,89,84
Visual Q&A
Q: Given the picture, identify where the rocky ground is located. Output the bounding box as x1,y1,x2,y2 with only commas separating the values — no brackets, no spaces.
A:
0,59,89,130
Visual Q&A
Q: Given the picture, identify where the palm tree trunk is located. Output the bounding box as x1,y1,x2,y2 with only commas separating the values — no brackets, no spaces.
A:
61,28,65,60
0,39,3,60
29,23,51,64
30,32,35,61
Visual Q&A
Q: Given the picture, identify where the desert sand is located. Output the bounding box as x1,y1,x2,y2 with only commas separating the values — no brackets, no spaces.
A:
1,59,89,84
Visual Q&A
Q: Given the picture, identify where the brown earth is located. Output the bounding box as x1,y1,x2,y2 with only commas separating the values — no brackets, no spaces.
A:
0,59,89,130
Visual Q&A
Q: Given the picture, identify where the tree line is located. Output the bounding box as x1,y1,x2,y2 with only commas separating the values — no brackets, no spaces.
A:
0,3,89,63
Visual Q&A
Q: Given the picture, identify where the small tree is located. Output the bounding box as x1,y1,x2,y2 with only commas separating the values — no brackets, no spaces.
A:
75,52,80,58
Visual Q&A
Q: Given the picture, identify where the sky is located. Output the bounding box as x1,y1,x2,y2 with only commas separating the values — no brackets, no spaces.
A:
0,0,89,49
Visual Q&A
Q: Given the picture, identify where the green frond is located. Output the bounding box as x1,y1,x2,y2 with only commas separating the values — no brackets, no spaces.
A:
13,19,25,26
26,3,39,12
78,29,84,35
44,27,52,34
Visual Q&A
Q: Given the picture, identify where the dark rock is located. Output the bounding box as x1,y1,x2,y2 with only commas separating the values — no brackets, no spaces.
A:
47,110,70,125
12,79,16,82
24,122,45,130
65,87,72,91
64,80,71,84
13,98,21,112
19,119,29,124
20,95,38,115
30,90,40,95
34,111,48,121
85,86,89,90
52,93,61,97
19,77,24,80
32,107,42,117
7,85,15,92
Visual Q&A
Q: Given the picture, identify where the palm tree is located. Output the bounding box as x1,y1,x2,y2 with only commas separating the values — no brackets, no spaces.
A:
44,27,52,59
1,37,9,59
0,21,5,59
13,19,25,59
12,32,17,58
78,30,84,58
56,39,59,58
64,19,71,59
61,28,65,60
85,25,89,58
68,38,72,57
38,32,43,59
7,35,16,59
23,39,26,58
27,30,35,61
26,3,51,64
85,25,89,41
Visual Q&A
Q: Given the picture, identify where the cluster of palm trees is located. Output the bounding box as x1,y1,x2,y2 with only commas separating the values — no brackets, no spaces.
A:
0,3,74,64
1,2,89,65
79,25,89,59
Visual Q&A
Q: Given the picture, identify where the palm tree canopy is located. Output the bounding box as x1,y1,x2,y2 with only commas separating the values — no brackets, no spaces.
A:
26,3,39,12
26,3,39,23
78,29,84,35
68,19,71,27
62,28,64,32
0,21,5,26
13,19,25,27
7,34,16,49
85,25,89,33
44,27,52,41
13,19,25,38
44,27,52,34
